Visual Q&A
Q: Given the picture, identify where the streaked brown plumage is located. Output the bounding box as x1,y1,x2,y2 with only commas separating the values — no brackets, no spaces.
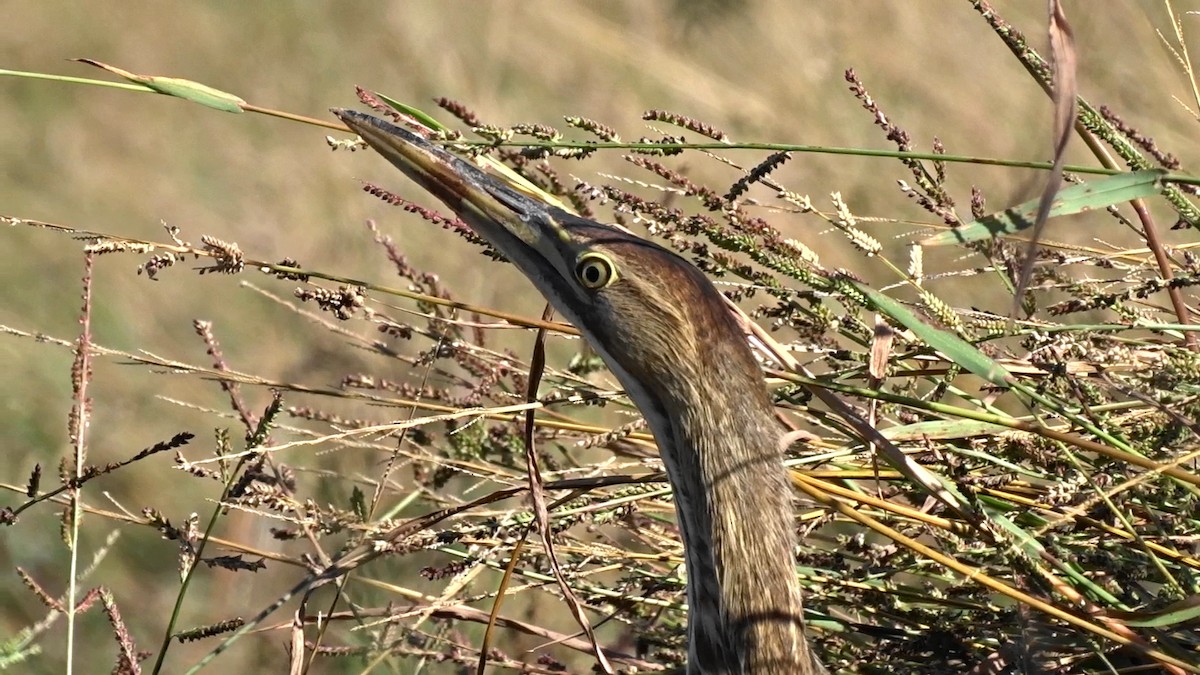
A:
335,108,825,674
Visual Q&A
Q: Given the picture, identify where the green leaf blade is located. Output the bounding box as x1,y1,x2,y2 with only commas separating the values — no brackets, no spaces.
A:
923,169,1166,246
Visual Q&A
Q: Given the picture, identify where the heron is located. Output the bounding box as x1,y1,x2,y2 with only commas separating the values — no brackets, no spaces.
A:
334,108,826,675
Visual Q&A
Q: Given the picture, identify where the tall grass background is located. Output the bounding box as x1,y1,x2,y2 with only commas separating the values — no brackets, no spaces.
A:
2,2,1199,673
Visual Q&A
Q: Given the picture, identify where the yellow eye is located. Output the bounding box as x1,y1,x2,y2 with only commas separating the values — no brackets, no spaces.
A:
575,252,617,290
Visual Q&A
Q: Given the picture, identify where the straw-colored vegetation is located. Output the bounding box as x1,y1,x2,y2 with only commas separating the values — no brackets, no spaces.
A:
3,2,1200,673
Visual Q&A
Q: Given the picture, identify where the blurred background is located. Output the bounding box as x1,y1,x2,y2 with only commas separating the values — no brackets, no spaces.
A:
1,1,1196,672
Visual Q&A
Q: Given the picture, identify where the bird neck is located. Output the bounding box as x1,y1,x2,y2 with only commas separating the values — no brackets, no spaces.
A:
654,387,820,674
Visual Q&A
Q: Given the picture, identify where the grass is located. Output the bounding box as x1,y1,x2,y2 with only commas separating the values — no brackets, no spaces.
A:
3,1,1200,673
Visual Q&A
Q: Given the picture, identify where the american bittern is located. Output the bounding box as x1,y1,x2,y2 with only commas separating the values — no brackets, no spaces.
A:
335,109,826,675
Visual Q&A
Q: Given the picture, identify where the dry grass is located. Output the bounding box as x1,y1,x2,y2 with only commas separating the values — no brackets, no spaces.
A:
3,2,1200,673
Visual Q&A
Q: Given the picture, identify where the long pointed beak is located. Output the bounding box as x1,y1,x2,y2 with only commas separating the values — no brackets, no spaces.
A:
332,108,556,253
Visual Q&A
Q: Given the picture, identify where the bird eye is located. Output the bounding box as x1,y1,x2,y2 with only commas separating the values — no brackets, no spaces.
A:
574,252,617,290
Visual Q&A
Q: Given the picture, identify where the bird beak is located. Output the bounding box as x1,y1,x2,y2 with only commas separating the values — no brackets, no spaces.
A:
332,108,562,256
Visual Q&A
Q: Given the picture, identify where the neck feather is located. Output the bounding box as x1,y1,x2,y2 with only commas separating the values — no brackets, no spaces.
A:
649,381,820,674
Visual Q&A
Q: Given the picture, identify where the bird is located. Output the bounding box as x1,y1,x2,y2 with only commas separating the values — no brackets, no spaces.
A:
334,108,826,675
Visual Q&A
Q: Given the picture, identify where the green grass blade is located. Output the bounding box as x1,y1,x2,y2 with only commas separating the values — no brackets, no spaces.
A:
985,506,1127,608
880,419,1010,441
852,282,1013,387
73,59,245,113
922,169,1166,245
373,93,451,132
1115,597,1200,628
